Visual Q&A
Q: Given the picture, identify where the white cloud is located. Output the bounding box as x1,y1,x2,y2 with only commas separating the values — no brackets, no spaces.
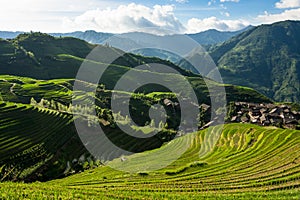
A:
175,0,189,3
2,0,300,34
222,12,231,17
63,3,185,34
0,0,119,14
0,0,120,32
220,0,240,2
256,8,300,24
275,0,300,9
186,17,249,33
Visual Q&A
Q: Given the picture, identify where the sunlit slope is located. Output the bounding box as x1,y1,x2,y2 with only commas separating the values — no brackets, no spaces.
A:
0,100,171,182
1,124,299,199
0,74,271,106
210,20,300,102
0,101,84,181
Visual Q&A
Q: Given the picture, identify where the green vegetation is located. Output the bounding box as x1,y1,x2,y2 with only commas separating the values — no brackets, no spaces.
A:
0,74,273,182
0,101,86,181
0,99,178,182
0,30,277,182
0,29,299,199
0,32,194,80
0,124,299,199
209,20,300,103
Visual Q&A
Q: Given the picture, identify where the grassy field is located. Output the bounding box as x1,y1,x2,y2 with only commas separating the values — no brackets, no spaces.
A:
0,124,299,199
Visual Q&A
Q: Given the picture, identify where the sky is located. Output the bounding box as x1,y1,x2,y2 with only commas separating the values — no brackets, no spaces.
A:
0,0,300,34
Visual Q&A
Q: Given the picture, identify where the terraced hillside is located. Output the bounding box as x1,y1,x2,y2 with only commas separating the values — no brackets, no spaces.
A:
0,99,180,182
0,74,274,181
0,124,299,199
0,74,271,105
0,101,86,181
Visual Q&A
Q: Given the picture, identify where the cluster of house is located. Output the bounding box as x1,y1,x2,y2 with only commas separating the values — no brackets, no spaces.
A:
162,99,300,130
230,102,300,129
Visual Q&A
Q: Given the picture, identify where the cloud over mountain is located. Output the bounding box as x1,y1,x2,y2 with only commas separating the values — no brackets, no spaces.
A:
1,1,300,34
186,17,249,33
256,8,300,24
63,3,185,34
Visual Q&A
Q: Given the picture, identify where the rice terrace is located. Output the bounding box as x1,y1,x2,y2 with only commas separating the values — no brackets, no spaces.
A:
0,0,300,199
1,123,300,199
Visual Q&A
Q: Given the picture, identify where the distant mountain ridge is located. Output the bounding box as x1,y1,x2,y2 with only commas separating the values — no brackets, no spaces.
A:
0,27,251,46
51,30,113,44
0,28,252,70
186,26,253,45
0,31,24,39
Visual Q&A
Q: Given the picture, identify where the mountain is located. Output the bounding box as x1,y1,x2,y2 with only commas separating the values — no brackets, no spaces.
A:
103,29,252,64
61,26,252,46
0,31,24,39
186,26,253,45
0,29,251,68
0,32,272,102
208,20,300,103
0,27,250,46
51,30,113,44
0,32,197,80
0,31,112,43
0,32,95,79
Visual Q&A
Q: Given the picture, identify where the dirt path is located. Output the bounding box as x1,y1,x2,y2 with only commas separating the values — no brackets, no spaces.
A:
10,83,16,96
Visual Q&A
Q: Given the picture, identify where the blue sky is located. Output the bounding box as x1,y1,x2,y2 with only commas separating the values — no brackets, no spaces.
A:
0,0,299,33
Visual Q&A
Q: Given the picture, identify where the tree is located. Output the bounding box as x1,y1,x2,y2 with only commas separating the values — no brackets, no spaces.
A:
150,119,155,128
158,121,165,130
30,97,37,105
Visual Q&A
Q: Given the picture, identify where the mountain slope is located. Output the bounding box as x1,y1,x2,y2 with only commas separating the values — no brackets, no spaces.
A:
0,101,82,182
0,32,272,105
1,124,299,199
0,33,277,183
0,32,196,80
0,32,96,79
0,69,272,182
210,20,300,103
0,76,175,182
